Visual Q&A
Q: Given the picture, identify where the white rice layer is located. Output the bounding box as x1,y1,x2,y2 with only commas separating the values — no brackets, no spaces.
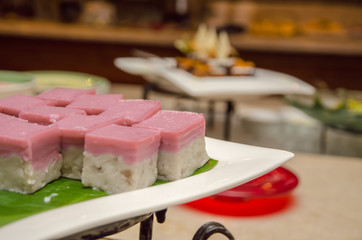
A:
0,155,62,194
61,146,84,180
158,136,209,181
82,152,158,194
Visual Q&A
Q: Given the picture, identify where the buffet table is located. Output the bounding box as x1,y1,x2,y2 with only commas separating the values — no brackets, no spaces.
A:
104,152,362,240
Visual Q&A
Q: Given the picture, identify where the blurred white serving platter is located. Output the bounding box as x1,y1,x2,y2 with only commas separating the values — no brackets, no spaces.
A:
114,57,315,100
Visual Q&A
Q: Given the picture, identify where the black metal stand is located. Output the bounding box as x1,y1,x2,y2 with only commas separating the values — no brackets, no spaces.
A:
193,222,235,240
60,208,234,240
139,209,235,240
60,213,152,240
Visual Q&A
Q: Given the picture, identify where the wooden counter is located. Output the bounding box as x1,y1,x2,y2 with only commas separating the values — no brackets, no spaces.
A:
1,19,362,89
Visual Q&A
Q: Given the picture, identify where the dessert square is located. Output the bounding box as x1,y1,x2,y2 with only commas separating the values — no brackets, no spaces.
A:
56,115,118,179
134,110,209,181
82,124,161,194
99,99,161,125
19,106,87,125
66,94,124,115
0,119,62,194
36,87,96,107
0,94,54,117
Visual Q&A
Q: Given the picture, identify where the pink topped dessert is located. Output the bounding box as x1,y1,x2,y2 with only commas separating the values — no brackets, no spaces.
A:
134,110,209,181
36,87,96,107
0,119,62,194
19,106,87,125
57,115,118,148
134,110,206,152
85,124,161,164
66,94,124,115
99,99,161,125
0,94,54,117
82,124,160,194
56,115,118,179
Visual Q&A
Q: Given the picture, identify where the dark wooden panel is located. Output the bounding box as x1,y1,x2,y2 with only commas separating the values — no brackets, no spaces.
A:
1,35,362,90
0,35,179,85
238,50,362,90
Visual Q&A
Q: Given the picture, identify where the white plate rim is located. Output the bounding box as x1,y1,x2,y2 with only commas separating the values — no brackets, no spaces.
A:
0,137,294,239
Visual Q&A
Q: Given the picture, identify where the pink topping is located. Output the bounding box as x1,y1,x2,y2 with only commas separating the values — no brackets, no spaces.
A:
66,94,124,115
0,94,54,116
85,124,160,165
133,110,205,152
56,115,118,149
0,119,61,171
99,99,161,125
36,87,96,107
19,106,87,125
0,112,27,123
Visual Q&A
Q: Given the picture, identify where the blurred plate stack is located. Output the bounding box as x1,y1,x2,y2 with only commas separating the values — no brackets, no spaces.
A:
29,71,111,94
0,70,35,99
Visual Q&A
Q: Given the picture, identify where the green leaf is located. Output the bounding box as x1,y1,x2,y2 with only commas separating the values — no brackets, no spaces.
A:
0,159,217,226
285,96,362,133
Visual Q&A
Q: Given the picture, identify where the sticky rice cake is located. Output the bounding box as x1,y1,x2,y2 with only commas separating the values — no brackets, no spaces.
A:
36,87,96,107
99,99,161,125
0,118,62,194
56,115,118,179
19,106,87,125
66,94,124,115
82,124,161,194
134,110,209,181
0,94,54,117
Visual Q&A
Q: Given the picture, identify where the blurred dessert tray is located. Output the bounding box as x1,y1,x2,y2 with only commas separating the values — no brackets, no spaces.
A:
29,70,111,94
0,137,293,240
114,57,315,99
0,70,35,98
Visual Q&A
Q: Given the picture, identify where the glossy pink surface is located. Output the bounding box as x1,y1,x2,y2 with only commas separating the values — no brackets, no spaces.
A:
66,94,124,115
56,115,118,149
85,124,160,164
0,118,61,170
99,99,161,125
0,94,54,116
133,110,205,152
0,112,26,123
19,106,86,125
36,87,96,107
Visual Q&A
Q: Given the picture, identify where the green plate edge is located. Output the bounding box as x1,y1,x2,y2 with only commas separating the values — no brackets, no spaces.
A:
0,70,34,84
0,158,218,227
27,70,110,94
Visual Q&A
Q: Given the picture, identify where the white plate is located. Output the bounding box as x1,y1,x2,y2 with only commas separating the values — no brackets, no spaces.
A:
114,57,315,99
0,137,294,240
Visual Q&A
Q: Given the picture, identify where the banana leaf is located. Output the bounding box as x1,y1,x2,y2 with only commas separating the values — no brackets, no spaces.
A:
0,159,217,227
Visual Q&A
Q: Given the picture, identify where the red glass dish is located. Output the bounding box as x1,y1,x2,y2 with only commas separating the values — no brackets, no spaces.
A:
213,166,299,202
184,167,299,216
